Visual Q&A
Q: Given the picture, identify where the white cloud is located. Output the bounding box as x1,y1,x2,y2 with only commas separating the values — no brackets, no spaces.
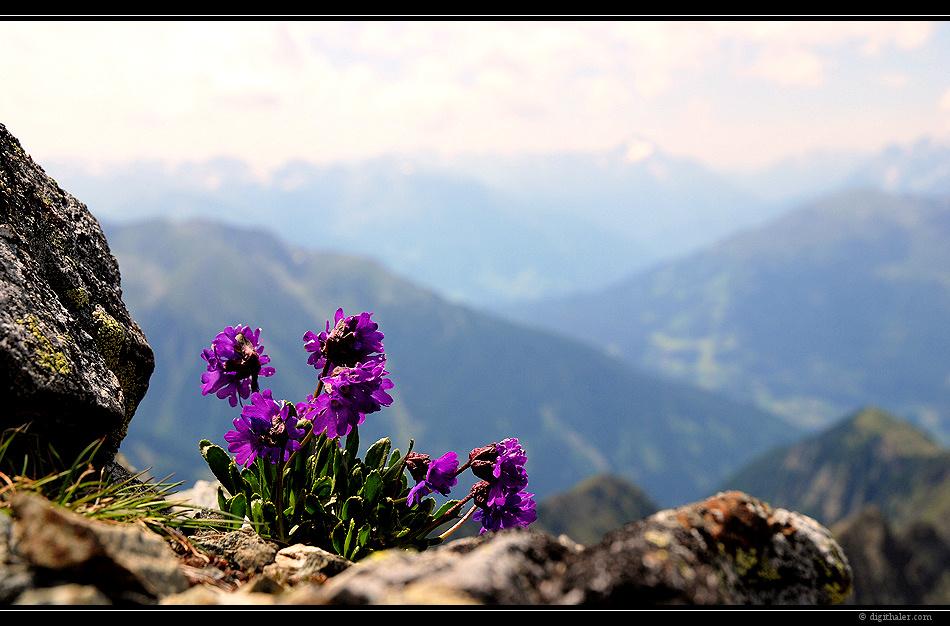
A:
743,45,827,87
878,72,910,88
0,20,943,173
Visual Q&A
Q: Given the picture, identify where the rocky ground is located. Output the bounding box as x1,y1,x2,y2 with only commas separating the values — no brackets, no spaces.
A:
0,488,852,606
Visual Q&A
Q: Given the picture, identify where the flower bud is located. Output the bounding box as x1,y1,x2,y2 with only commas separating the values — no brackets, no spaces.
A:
405,452,431,483
469,480,492,509
468,444,498,483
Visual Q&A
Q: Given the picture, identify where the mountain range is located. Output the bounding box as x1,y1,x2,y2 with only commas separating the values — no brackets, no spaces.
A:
47,134,950,310
720,406,950,533
511,188,950,443
105,219,797,508
531,473,660,545
44,137,792,309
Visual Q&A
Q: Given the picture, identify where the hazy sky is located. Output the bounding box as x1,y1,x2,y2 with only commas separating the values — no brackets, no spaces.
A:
2,19,948,177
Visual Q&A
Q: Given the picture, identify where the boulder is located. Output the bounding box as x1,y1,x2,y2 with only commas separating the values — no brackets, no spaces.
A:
282,490,852,605
558,490,852,605
6,492,189,604
0,123,153,470
0,490,851,605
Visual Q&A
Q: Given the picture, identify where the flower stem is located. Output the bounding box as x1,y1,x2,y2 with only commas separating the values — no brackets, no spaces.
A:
412,494,473,541
284,361,332,468
276,465,285,541
438,503,478,540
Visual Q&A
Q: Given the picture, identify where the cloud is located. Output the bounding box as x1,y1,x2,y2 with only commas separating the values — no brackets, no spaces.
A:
743,45,826,87
0,20,942,172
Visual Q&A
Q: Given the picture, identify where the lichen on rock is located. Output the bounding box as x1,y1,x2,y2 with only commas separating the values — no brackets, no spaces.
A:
0,122,154,470
17,315,71,376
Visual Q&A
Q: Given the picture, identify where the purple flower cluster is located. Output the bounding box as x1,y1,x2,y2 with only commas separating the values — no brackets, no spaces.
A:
471,482,537,534
295,358,394,438
200,326,275,407
470,438,530,508
303,308,385,373
467,438,536,533
405,452,459,506
200,310,535,536
406,437,536,534
202,311,394,467
224,389,307,467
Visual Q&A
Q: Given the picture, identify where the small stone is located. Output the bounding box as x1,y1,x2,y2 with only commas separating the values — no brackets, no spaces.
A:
13,583,111,605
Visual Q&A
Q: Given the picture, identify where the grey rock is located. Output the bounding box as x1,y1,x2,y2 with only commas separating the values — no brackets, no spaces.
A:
0,122,153,469
175,480,223,511
558,490,852,605
0,512,34,605
1,490,852,606
263,543,352,585
8,492,189,603
190,526,280,574
288,528,581,605
286,491,851,606
13,583,111,605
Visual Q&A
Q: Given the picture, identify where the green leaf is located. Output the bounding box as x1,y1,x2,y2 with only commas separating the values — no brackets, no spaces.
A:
216,485,229,512
242,468,262,501
349,465,364,496
311,475,333,499
250,498,264,525
304,492,325,516
344,427,360,464
262,499,279,528
341,495,364,523
343,518,358,559
361,469,384,507
376,497,396,522
433,499,462,520
387,447,401,471
331,521,347,555
226,492,247,521
364,437,392,471
199,440,239,496
310,432,332,476
284,486,297,518
381,440,413,490
229,463,244,497
353,523,372,560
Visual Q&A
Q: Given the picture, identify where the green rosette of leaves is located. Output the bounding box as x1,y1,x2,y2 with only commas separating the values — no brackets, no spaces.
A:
200,426,460,561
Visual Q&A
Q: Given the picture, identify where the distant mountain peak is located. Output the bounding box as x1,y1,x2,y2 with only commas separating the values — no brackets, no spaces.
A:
722,406,950,528
843,406,944,459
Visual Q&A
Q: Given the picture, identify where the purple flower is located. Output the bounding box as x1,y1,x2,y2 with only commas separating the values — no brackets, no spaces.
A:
469,438,529,507
224,390,306,467
405,451,459,506
471,481,537,534
303,309,385,372
200,326,275,407
296,359,394,438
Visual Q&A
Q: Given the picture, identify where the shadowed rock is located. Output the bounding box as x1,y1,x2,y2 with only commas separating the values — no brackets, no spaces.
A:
0,123,153,470
8,492,188,603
